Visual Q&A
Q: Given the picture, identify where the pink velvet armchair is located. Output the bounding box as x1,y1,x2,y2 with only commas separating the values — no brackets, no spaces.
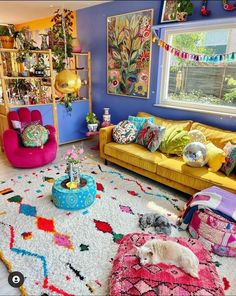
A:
3,107,57,168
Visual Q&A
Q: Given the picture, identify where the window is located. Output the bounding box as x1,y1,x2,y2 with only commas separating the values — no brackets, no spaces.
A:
159,23,236,114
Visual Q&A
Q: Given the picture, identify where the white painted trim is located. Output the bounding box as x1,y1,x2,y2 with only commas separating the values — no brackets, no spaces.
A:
154,103,236,118
159,21,236,116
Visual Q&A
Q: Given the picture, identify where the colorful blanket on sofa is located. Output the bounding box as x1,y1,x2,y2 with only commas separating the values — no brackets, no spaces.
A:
180,186,236,230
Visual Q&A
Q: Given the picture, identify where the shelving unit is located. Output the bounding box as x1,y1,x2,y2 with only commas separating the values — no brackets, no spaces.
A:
0,48,58,149
0,50,92,148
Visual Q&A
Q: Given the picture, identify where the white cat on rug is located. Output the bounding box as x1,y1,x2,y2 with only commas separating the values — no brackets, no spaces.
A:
136,239,199,278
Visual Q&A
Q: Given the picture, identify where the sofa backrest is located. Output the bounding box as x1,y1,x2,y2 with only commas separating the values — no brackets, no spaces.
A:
191,122,236,149
137,112,192,131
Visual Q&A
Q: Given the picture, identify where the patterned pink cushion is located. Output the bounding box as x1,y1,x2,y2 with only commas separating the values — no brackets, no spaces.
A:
110,233,224,296
189,209,236,257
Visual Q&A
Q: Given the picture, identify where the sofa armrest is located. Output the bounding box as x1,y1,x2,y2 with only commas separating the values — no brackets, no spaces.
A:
99,125,115,159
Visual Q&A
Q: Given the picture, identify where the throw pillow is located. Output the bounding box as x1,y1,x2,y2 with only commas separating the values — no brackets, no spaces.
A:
21,124,49,148
188,129,206,144
113,120,138,144
221,142,236,176
11,120,22,131
136,120,166,152
206,142,225,172
128,116,154,132
159,126,190,155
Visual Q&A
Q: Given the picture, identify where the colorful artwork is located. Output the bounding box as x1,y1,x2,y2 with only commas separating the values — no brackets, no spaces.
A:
160,0,178,23
107,9,153,98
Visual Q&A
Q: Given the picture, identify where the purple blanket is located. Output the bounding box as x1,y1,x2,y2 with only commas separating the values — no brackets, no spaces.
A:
180,186,236,230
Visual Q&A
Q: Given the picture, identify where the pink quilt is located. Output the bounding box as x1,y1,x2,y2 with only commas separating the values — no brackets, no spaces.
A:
110,233,224,296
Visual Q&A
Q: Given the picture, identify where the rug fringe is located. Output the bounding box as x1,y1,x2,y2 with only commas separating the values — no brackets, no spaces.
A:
0,250,27,296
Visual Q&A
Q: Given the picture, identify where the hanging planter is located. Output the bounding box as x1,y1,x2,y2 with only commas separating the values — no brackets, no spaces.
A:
51,9,81,111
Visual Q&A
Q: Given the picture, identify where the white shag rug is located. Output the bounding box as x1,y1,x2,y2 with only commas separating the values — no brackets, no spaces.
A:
0,158,235,295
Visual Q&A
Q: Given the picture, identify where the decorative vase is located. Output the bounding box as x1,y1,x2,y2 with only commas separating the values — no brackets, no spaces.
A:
87,123,98,132
0,36,14,49
65,163,81,186
103,107,111,122
72,37,82,53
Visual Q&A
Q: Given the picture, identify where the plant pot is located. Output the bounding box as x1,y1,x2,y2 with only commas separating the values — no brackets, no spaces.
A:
87,123,98,132
0,36,14,49
176,12,188,22
72,37,82,53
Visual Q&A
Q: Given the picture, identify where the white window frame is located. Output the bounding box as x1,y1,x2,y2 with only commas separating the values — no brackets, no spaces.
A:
159,22,236,115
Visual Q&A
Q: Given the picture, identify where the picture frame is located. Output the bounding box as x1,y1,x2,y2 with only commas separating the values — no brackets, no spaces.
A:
160,0,178,23
107,9,154,99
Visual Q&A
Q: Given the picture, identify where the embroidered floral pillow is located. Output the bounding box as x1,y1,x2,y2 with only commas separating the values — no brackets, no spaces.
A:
221,142,236,176
136,120,166,152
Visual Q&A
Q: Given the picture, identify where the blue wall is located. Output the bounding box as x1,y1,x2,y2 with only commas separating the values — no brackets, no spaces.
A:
77,0,236,131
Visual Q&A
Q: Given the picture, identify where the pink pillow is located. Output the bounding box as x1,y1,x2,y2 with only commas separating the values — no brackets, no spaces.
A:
110,233,224,296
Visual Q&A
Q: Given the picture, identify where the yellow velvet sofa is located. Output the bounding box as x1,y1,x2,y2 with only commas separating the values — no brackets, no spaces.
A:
99,112,236,195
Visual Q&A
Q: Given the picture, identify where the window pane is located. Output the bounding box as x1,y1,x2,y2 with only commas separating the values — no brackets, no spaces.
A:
167,28,236,109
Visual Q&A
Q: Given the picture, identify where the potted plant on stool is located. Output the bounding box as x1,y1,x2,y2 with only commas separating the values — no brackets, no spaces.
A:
86,112,99,132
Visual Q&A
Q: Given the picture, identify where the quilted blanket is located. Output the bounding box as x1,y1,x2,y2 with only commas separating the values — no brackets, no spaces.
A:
180,186,236,230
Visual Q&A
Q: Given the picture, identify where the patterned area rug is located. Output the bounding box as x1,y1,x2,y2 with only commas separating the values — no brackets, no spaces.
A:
0,158,235,295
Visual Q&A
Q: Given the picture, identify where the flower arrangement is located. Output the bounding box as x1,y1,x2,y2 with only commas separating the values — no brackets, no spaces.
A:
64,145,86,189
64,145,85,164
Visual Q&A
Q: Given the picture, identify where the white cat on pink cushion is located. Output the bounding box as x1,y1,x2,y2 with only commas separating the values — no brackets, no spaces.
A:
136,239,199,278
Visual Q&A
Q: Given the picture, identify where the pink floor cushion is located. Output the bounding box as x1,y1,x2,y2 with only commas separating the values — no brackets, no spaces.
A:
110,233,224,296
189,209,236,257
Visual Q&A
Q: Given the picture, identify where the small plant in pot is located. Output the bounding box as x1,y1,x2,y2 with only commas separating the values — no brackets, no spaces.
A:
33,62,46,77
0,25,14,49
86,112,99,132
176,0,194,22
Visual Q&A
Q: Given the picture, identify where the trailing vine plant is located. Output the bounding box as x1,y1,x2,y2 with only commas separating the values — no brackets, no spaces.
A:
50,9,73,72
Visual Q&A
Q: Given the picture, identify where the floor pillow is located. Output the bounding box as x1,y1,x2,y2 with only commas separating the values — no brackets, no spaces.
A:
110,233,224,296
188,209,236,257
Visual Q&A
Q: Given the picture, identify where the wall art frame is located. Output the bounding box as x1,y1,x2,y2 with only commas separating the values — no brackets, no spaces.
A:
160,0,178,23
107,9,154,99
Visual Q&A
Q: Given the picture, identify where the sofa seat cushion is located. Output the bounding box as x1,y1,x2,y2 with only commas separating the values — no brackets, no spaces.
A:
137,112,192,131
104,142,167,173
191,122,236,149
157,157,236,192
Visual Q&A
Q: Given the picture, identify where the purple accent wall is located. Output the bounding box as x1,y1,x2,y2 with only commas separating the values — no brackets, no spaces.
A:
77,1,236,131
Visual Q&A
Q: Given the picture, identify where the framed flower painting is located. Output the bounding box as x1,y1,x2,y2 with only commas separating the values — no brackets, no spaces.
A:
107,9,153,98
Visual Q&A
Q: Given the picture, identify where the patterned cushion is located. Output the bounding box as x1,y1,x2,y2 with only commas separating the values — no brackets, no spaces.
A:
110,233,224,296
188,129,206,144
128,116,154,132
21,124,49,147
221,142,236,176
113,120,138,144
136,120,166,152
189,209,236,257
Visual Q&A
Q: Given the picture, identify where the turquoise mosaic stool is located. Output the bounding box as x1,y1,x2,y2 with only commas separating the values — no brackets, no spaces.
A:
52,174,96,210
